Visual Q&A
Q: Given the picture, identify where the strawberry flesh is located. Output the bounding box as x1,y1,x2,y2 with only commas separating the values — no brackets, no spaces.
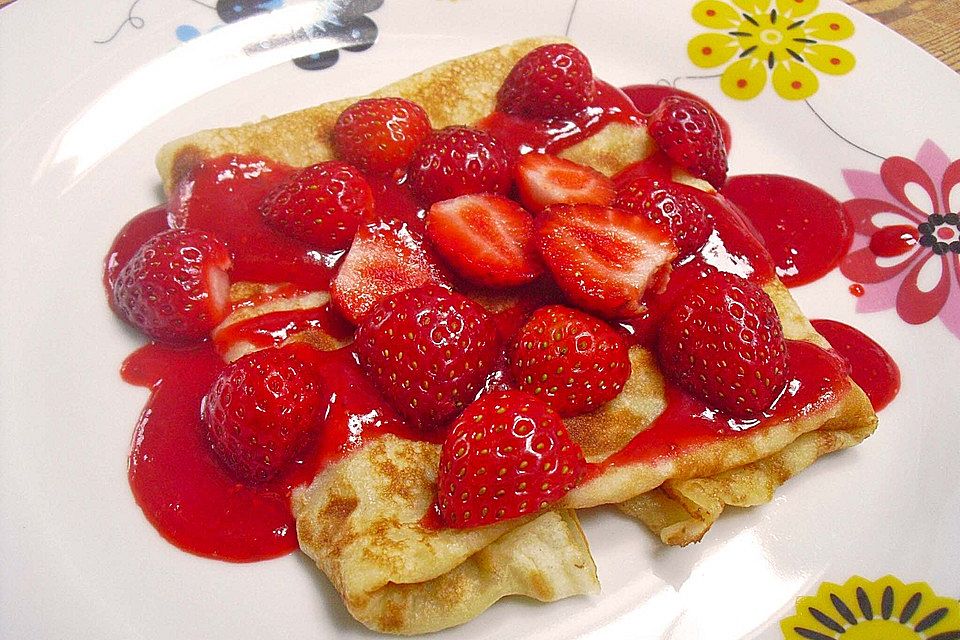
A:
656,272,788,417
331,219,448,324
536,203,678,320
497,44,596,119
355,285,500,431
437,390,585,528
426,193,543,288
647,96,728,189
509,305,631,416
514,153,615,212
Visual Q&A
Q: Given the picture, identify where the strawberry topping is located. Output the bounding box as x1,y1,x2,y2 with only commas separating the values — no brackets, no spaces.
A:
355,285,500,430
509,305,631,416
514,152,615,212
647,96,728,189
656,272,788,417
111,228,232,344
259,161,374,251
437,390,585,527
407,126,512,205
331,219,448,324
536,203,678,319
426,193,543,288
614,176,714,256
203,343,325,483
332,97,432,175
497,43,596,119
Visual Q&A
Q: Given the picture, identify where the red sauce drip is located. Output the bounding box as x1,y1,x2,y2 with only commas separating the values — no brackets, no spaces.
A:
588,340,848,475
612,149,675,187
103,204,170,295
419,501,444,531
213,304,353,356
619,84,732,152
170,155,340,289
479,81,644,157
722,174,853,287
849,283,865,297
869,224,919,257
126,343,425,562
810,319,901,411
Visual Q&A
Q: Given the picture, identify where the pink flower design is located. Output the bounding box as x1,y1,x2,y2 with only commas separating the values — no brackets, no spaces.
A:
840,140,960,339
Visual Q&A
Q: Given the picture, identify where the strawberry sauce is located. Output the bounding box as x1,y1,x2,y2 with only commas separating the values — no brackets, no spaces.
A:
589,340,849,475
810,319,901,411
213,304,353,357
722,174,854,287
125,344,422,562
620,84,732,152
480,81,644,157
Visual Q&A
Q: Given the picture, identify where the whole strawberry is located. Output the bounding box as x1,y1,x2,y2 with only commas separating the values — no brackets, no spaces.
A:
614,176,714,256
656,272,788,417
203,343,325,483
437,390,585,528
355,285,499,430
497,43,596,118
647,96,728,189
111,228,232,344
509,305,631,416
332,97,432,175
406,126,511,205
259,161,374,251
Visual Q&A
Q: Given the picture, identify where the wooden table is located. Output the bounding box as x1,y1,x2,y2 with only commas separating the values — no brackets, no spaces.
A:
0,0,957,72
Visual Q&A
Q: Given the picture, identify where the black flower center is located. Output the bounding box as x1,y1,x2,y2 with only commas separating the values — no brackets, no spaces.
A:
917,213,960,255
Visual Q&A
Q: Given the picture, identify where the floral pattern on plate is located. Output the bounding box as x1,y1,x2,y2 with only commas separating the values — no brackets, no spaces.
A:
840,140,960,340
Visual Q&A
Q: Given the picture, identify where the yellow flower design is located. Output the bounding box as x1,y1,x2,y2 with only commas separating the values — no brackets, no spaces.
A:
781,575,960,640
688,0,855,100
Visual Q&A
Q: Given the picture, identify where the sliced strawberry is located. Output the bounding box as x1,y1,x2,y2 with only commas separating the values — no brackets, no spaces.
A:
509,305,631,416
656,272,788,417
407,126,512,206
331,219,448,324
204,343,325,483
497,43,596,119
614,176,714,256
437,390,585,528
259,161,373,251
647,96,728,189
425,193,542,288
111,228,232,344
355,285,499,431
332,97,432,175
536,204,678,320
514,153,615,212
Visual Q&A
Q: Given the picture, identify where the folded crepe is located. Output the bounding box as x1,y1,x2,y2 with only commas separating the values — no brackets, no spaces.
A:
156,37,877,634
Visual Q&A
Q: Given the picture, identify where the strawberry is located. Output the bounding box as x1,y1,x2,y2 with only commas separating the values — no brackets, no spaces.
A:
111,228,232,344
509,305,631,416
536,204,678,320
647,96,728,190
259,161,373,251
496,43,596,118
656,272,788,417
203,343,325,483
514,153,615,212
614,176,714,256
355,285,500,431
407,126,512,205
425,194,542,288
331,219,448,324
332,97,432,175
436,390,585,528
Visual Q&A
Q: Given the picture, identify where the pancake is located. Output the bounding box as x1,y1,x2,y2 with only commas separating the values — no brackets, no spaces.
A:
157,37,878,633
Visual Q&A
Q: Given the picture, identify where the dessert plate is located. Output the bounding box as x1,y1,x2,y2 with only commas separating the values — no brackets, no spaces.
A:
1,1,957,639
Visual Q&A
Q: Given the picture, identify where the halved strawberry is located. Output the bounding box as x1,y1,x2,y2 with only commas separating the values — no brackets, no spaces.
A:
514,153,615,212
425,193,542,288
536,204,678,319
614,176,714,256
437,390,585,528
330,219,448,324
647,96,728,189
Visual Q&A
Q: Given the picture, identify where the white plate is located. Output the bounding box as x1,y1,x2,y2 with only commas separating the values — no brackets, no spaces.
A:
1,1,958,638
